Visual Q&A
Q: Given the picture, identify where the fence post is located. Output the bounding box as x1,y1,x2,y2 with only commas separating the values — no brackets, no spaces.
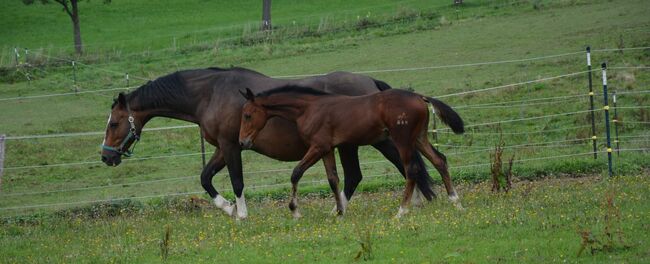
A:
430,105,438,147
126,73,129,88
0,134,5,191
612,92,620,156
601,62,613,177
14,47,19,66
72,60,78,93
586,46,597,159
199,129,206,169
24,49,29,64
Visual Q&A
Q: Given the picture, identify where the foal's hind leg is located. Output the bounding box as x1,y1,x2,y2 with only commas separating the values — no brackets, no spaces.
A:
323,151,345,215
289,146,326,218
416,136,463,210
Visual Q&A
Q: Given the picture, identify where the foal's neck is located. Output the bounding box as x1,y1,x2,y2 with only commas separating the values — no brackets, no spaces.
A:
260,95,313,121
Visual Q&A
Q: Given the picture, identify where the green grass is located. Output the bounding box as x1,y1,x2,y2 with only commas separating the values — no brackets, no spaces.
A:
0,0,649,261
1,175,648,263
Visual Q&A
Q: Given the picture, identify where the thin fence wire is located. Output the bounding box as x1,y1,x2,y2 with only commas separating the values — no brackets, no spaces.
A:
0,149,618,211
0,137,596,196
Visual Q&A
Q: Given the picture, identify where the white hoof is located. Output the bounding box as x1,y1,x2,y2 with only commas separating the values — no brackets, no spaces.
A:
213,195,235,216
235,195,248,219
449,193,464,211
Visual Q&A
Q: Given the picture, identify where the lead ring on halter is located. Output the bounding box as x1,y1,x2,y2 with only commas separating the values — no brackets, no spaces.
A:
101,100,140,157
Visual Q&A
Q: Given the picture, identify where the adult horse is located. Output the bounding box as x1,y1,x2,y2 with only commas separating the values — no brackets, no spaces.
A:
100,67,435,219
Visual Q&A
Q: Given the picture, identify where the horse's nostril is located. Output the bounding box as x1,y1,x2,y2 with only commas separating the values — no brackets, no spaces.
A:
239,141,244,147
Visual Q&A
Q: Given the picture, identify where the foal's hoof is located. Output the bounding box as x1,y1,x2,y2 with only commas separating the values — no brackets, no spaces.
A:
394,206,409,219
292,210,303,219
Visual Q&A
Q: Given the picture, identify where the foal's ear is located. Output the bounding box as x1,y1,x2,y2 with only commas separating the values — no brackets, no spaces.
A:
239,88,255,102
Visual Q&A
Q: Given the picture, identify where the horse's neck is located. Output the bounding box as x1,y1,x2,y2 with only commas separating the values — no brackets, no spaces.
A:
262,96,311,121
130,96,200,125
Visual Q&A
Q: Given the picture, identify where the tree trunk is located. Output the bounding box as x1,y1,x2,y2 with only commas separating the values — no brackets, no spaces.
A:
71,0,83,55
261,0,272,31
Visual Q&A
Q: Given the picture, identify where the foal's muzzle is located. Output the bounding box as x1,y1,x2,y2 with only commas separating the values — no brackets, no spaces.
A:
239,138,253,149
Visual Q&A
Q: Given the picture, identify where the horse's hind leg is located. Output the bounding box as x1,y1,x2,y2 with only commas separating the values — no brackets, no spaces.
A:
337,145,359,210
416,136,463,210
289,146,326,218
323,151,345,215
372,140,430,206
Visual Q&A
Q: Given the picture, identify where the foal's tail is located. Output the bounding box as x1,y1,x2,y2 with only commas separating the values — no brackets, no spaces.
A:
424,96,465,134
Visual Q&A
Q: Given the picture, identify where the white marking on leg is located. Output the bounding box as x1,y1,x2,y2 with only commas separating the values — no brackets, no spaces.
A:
213,195,234,216
395,206,409,218
235,194,248,219
449,192,464,210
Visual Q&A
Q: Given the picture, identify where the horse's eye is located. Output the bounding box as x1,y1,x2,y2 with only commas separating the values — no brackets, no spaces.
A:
109,122,119,128
244,114,251,121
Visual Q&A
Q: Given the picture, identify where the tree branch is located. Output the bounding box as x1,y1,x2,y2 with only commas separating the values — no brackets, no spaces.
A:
54,0,73,18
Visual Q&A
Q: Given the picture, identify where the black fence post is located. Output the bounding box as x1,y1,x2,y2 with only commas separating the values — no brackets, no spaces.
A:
586,46,597,159
601,62,613,177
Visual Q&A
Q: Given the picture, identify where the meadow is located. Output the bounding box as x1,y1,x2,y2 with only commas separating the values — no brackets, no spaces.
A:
0,0,649,262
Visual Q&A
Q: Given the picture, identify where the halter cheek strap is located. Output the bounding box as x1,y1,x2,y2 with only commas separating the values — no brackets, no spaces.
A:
101,102,140,157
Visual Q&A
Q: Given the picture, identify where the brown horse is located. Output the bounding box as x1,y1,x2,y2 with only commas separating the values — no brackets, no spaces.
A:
100,67,435,219
239,86,465,218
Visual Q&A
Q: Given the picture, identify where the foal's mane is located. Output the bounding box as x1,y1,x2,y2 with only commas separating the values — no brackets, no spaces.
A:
256,85,332,98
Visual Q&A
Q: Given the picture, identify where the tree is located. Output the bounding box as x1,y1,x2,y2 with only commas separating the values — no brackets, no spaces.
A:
23,0,111,55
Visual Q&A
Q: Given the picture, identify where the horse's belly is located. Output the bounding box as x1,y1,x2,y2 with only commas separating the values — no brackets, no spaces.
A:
250,117,308,161
334,127,388,146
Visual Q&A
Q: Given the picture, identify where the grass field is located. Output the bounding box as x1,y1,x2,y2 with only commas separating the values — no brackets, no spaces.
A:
1,175,648,263
0,0,649,262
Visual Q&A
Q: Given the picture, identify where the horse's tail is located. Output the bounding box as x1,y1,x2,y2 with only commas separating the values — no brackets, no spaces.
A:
410,150,436,201
372,78,392,91
425,96,465,134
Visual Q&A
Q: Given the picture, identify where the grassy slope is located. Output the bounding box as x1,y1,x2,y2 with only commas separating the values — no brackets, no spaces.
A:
1,175,648,263
0,0,648,214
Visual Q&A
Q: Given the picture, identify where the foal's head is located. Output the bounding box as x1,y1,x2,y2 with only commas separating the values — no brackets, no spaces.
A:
238,88,268,149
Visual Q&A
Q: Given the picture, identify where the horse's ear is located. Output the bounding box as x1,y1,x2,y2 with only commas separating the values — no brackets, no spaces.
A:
240,88,255,102
117,92,127,108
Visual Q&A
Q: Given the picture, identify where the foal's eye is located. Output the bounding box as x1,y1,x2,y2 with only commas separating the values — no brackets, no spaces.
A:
244,114,251,121
109,122,119,128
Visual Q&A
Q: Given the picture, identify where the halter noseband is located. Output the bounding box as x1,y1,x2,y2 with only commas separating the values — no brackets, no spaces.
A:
101,101,140,157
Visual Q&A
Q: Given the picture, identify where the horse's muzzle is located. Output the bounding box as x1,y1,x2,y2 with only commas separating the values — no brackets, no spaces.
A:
239,138,253,149
101,153,122,166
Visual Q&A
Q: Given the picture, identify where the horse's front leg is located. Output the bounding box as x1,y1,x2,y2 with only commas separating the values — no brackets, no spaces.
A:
322,151,345,215
289,146,326,219
200,149,235,215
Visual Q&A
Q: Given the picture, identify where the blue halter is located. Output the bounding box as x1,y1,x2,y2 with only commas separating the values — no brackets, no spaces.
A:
101,102,140,157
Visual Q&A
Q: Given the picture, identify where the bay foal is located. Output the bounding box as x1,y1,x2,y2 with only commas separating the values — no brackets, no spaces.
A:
238,86,465,218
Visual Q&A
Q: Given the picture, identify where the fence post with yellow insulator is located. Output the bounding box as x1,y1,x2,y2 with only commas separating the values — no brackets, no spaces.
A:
601,62,613,177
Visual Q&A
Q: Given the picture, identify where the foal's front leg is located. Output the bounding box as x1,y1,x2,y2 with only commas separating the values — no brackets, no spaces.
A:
289,146,326,218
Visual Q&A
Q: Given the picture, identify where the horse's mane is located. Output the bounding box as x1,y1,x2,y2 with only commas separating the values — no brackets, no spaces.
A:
256,85,332,98
120,72,191,110
208,66,266,76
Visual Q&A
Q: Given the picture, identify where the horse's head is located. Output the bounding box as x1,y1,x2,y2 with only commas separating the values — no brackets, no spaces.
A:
238,88,268,149
101,92,141,166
